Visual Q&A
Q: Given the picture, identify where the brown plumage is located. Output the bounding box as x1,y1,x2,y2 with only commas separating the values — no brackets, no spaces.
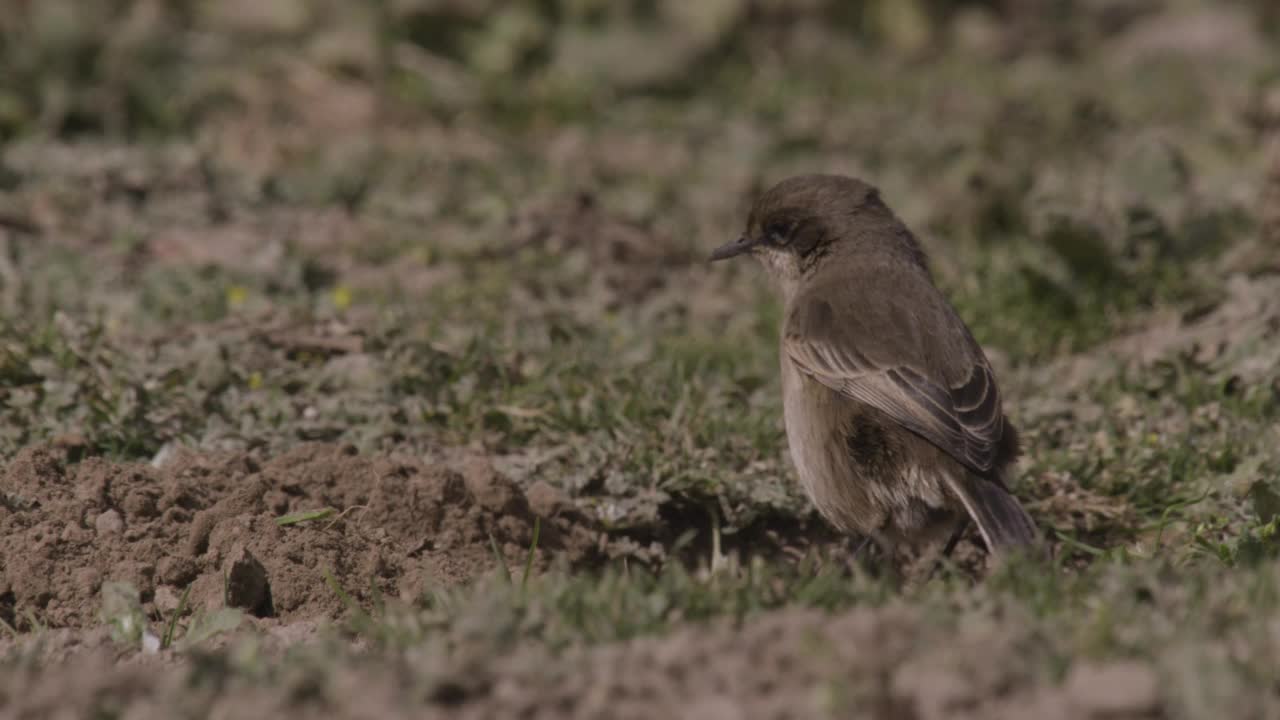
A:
709,174,1037,557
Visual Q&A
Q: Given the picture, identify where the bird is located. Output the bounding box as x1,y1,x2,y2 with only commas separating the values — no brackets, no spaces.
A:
708,174,1038,561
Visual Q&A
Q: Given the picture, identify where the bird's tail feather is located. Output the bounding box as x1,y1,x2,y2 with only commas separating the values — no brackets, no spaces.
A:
945,474,1038,555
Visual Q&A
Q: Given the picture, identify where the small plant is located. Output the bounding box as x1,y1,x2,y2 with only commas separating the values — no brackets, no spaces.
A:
178,608,244,651
275,508,337,526
100,582,159,653
161,584,192,650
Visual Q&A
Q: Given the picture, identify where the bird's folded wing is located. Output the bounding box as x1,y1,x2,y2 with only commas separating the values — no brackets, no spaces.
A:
783,286,1004,474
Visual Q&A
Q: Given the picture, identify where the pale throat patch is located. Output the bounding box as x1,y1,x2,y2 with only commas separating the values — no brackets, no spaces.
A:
756,248,803,300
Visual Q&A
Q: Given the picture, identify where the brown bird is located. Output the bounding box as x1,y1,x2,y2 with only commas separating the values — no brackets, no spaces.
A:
709,174,1037,559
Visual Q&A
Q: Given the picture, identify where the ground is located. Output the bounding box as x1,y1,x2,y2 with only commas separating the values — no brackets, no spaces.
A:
2,0,1280,717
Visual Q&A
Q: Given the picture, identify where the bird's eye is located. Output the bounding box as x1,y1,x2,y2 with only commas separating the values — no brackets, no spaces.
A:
765,221,790,246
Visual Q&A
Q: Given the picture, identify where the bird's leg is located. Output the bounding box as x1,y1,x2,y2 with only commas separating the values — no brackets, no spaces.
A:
929,518,971,580
940,518,969,559
848,534,892,579
852,535,875,559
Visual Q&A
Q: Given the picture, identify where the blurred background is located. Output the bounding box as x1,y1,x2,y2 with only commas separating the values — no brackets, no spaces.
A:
1,0,1278,539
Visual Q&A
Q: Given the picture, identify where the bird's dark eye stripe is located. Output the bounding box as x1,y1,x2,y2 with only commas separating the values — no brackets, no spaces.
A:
765,220,792,244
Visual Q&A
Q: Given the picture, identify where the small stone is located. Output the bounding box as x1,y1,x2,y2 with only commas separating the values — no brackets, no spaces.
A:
95,509,124,535
1065,660,1160,718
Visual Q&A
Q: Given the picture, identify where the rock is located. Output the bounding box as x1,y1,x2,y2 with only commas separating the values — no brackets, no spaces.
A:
94,509,124,535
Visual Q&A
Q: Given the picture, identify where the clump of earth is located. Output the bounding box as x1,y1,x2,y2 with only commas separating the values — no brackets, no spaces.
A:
0,442,602,630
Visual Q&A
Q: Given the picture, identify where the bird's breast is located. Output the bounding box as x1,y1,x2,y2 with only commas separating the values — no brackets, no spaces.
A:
780,355,875,532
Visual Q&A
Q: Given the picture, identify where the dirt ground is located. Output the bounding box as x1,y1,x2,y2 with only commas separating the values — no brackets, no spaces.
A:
0,442,603,631
3,0,1280,718
3,604,1166,720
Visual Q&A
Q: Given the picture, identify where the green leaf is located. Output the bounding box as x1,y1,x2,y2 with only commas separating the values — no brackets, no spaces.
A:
100,581,146,645
179,608,244,649
276,507,336,526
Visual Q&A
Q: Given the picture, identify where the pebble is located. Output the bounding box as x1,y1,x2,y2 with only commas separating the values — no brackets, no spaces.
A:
94,509,124,535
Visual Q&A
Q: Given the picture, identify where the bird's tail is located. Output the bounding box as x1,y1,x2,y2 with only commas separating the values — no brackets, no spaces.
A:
945,474,1038,555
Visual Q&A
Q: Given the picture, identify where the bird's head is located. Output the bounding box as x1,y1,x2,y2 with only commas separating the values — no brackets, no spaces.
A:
709,174,922,295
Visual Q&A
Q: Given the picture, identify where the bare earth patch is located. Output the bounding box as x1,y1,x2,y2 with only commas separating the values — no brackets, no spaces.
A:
0,442,602,631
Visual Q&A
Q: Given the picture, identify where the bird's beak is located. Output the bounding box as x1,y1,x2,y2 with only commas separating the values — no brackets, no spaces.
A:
708,235,756,262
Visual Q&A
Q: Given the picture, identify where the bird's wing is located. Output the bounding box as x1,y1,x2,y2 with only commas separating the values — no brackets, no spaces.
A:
783,268,1005,474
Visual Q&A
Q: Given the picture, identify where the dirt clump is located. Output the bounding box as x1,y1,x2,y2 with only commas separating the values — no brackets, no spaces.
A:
0,443,602,631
